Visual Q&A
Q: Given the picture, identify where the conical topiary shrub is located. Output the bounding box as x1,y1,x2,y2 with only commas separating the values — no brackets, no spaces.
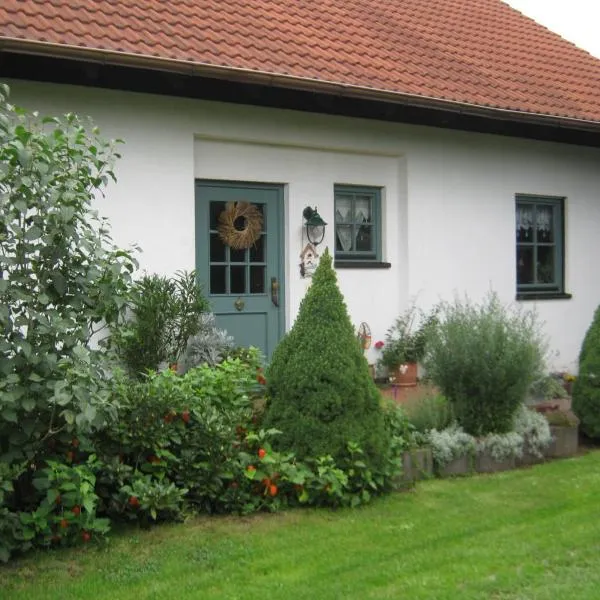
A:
572,305,600,439
264,248,390,469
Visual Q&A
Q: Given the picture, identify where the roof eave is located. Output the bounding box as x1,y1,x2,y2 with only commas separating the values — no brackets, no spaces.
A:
3,37,600,134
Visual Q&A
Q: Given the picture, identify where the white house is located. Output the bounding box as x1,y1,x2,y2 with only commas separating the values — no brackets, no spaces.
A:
1,0,600,369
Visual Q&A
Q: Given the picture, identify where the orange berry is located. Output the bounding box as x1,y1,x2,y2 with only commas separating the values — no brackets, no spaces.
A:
258,448,266,459
269,484,278,497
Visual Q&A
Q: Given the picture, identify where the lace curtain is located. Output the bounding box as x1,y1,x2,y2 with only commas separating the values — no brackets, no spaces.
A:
336,197,371,252
516,205,552,233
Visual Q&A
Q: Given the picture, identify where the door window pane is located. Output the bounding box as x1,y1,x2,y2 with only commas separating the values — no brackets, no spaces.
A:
230,266,246,294
250,236,265,262
210,265,227,294
210,233,226,262
250,266,265,294
230,247,246,263
210,202,226,230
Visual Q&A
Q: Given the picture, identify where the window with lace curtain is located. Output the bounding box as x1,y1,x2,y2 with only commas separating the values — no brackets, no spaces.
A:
516,195,565,297
334,185,381,262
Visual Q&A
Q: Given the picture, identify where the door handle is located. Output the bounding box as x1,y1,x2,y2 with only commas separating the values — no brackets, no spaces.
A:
271,277,279,307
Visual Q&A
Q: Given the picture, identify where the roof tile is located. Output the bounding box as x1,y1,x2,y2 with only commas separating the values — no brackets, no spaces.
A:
2,0,600,122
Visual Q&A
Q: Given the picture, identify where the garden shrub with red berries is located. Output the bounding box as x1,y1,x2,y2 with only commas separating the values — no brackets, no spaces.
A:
93,352,267,519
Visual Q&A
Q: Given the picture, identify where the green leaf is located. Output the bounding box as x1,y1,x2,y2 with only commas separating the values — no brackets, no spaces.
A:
83,498,95,514
52,273,66,296
24,225,42,241
60,206,76,222
83,404,97,422
21,397,36,412
2,408,17,423
46,488,59,505
62,409,75,425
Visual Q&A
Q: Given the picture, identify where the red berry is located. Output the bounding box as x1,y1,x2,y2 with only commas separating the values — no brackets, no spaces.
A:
269,484,278,497
256,374,267,385
258,448,266,459
59,519,69,529
81,531,91,543
181,410,190,424
128,496,140,508
71,505,81,516
261,477,271,486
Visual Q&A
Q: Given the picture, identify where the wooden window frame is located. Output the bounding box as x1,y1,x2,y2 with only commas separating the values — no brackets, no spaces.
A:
516,194,568,299
334,185,382,264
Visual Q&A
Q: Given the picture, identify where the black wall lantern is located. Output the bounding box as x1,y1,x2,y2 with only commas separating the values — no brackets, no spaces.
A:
303,206,327,246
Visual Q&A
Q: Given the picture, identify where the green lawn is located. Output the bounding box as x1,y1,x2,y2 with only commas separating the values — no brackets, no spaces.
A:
3,452,600,600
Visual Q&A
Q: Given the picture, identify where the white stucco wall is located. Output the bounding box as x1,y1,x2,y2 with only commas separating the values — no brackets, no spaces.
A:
7,79,600,371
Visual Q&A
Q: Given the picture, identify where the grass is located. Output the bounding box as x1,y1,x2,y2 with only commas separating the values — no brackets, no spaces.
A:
3,452,600,599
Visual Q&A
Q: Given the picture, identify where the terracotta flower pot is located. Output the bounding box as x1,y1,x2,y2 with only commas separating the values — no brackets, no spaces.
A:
393,363,418,387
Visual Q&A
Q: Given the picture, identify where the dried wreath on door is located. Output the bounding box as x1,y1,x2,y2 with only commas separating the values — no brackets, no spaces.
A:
217,201,263,249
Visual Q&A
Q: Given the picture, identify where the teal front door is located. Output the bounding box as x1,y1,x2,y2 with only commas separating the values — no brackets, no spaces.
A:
195,181,285,358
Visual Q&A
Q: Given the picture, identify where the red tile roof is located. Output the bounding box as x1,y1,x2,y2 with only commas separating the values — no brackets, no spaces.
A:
2,0,600,124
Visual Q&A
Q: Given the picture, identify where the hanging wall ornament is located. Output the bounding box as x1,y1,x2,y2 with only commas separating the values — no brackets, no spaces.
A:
217,201,263,250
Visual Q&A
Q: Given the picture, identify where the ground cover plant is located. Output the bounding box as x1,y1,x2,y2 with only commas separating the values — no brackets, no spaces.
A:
3,452,600,600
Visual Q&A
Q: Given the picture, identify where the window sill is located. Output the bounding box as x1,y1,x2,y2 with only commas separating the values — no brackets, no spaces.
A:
334,260,392,269
516,292,572,301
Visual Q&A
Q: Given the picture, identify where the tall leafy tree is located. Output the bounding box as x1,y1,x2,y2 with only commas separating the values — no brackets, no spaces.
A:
0,83,137,466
